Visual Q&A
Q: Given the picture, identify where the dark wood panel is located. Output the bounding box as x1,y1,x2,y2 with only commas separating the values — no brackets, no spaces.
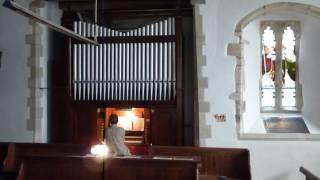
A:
71,103,99,144
182,16,196,146
49,53,72,143
150,108,177,145
175,16,184,146
49,29,72,143
49,89,71,143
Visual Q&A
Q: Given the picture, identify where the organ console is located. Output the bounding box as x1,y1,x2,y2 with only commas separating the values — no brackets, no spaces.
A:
104,107,149,145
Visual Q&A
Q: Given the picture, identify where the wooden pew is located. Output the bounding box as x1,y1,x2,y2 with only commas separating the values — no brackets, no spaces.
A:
2,143,90,172
149,146,251,180
16,155,103,180
16,154,200,180
105,156,200,180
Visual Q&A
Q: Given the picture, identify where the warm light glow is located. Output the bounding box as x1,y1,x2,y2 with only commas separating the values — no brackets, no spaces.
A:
118,110,144,131
90,144,109,156
126,111,135,124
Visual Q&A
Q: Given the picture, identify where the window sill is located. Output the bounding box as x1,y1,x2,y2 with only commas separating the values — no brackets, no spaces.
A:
239,113,320,140
261,107,300,113
238,132,320,141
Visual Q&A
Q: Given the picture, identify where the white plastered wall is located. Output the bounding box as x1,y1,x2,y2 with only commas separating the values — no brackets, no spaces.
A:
0,0,33,142
0,0,61,142
194,0,320,179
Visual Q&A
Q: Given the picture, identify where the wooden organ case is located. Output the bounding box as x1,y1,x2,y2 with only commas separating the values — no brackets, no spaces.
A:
49,0,197,147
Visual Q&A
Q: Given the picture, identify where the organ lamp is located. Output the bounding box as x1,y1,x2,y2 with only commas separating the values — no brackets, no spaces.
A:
90,143,109,156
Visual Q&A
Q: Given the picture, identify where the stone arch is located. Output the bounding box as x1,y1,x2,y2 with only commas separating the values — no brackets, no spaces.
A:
235,2,320,36
227,2,320,137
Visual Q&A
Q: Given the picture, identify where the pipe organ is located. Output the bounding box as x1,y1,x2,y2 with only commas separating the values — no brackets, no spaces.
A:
72,17,176,102
50,2,195,145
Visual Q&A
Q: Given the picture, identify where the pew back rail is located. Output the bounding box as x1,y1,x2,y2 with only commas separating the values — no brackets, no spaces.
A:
149,146,251,180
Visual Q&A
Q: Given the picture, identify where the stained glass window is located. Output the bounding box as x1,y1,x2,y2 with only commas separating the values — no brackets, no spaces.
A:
281,26,296,107
261,22,299,111
261,26,276,107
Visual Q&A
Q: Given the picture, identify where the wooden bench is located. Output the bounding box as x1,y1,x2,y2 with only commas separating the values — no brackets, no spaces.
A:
16,154,200,180
2,143,90,172
149,146,251,180
16,155,103,180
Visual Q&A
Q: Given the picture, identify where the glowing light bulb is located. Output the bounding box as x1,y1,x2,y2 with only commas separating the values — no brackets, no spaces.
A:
90,144,109,156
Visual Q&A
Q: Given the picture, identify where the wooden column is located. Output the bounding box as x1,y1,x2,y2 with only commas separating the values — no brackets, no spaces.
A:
175,6,184,145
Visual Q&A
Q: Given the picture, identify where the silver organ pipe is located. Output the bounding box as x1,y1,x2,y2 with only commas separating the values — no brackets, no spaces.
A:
73,21,78,100
134,41,138,101
138,28,142,101
72,18,176,101
154,40,159,101
150,23,154,101
150,42,154,101
172,42,176,100
78,22,82,100
96,25,99,100
168,42,171,101
106,43,110,100
134,29,138,101
82,22,86,100
154,22,158,101
102,27,106,100
99,26,103,100
118,35,122,101
94,32,97,100
89,23,92,100
126,42,130,101
94,24,98,100
115,40,118,101
129,33,133,100
145,25,150,101
145,42,148,101
111,43,114,101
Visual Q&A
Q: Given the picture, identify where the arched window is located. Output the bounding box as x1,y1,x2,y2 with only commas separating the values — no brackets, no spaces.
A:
260,21,302,112
228,2,320,138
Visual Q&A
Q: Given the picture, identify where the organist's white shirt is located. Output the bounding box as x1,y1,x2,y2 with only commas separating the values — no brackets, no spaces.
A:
106,125,131,156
